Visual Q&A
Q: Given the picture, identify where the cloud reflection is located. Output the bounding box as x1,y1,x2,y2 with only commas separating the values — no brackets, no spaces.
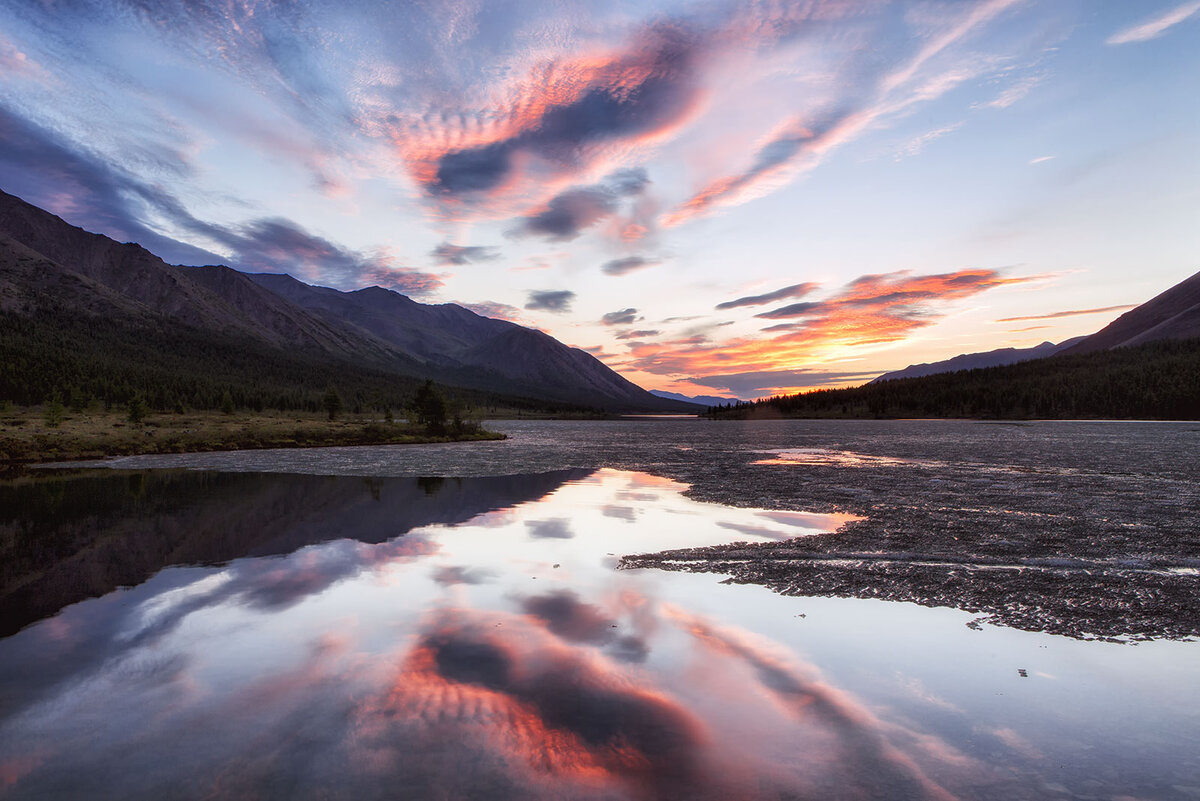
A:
0,469,977,799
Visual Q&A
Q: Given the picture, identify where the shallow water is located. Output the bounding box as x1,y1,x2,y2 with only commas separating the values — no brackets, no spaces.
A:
5,420,1200,799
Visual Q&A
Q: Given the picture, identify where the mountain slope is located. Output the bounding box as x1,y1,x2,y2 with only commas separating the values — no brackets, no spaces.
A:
247,271,685,410
0,188,681,411
1063,270,1200,354
0,189,415,366
871,338,1085,383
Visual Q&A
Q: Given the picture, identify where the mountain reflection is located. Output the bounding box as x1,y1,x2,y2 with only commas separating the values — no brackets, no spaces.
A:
0,468,592,637
0,468,970,800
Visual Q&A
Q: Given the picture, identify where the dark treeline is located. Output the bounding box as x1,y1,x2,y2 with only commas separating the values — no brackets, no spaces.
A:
0,308,588,415
707,338,1200,420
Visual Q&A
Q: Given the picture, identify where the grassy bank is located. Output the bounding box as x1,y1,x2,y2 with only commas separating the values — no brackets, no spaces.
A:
0,407,505,465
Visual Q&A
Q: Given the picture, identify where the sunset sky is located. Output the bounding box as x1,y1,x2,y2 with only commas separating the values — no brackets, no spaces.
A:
1,0,1197,398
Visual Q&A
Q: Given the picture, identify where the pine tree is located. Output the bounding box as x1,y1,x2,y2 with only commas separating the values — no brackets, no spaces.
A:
323,387,343,421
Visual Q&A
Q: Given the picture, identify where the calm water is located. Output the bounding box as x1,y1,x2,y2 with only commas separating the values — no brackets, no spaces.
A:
4,420,1199,799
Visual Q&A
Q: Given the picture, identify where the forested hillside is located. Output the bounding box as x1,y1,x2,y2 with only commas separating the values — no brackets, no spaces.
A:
708,338,1200,420
0,306,575,415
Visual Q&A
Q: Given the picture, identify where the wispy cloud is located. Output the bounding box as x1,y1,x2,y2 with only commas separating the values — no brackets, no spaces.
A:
1028,155,1055,165
716,282,819,310
995,304,1136,322
974,74,1043,110
615,328,660,340
895,122,965,159
1107,1,1200,45
664,0,1023,226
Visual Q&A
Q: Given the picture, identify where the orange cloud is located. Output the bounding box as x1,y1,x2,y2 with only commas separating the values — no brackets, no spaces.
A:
385,24,708,219
623,269,1040,381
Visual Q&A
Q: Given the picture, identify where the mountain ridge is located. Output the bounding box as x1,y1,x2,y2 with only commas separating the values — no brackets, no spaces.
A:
1063,270,1200,354
871,338,1086,384
0,188,689,412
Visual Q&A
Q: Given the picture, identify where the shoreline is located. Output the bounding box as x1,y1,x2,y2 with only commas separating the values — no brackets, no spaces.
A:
0,409,505,467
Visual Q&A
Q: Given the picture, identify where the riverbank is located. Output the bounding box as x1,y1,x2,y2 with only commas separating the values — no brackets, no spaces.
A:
0,408,505,465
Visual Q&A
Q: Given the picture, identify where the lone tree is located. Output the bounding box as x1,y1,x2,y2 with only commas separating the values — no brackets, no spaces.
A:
43,393,65,428
127,394,148,425
408,380,447,434
220,390,235,415
323,387,343,421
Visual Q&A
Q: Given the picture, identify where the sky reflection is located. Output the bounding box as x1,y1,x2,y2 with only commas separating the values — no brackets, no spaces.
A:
1,468,1198,799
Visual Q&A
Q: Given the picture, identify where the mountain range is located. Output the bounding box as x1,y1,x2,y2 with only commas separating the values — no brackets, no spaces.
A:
0,189,692,412
871,338,1086,383
872,269,1200,384
649,389,740,407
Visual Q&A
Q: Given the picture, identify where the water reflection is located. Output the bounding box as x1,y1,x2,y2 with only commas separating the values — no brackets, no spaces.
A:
0,469,1197,799
0,468,591,637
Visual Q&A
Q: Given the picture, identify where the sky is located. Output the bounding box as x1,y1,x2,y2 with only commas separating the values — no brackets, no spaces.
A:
1,0,1197,399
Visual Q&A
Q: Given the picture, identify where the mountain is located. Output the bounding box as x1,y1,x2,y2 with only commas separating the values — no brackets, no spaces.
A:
709,268,1200,420
870,269,1200,383
870,338,1085,383
709,337,1200,420
245,272,676,409
1062,270,1200,354
649,389,739,407
0,188,684,412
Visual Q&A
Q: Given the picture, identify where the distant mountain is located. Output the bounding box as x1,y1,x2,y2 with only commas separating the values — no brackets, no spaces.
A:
709,268,1200,420
649,389,738,407
709,337,1200,420
871,338,1085,383
0,189,686,412
1062,270,1200,354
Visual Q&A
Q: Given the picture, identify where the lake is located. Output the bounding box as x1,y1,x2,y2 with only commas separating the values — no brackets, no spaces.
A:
2,419,1198,799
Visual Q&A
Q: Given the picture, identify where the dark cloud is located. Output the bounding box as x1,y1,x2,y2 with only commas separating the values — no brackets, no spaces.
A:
688,369,879,396
430,242,501,265
511,169,650,242
418,615,695,770
754,300,823,319
432,566,495,586
601,307,640,326
515,186,620,241
521,590,616,644
601,504,637,521
524,290,575,313
615,329,660,340
526,518,574,539
602,255,659,276
521,590,651,663
426,24,699,197
716,282,819,309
